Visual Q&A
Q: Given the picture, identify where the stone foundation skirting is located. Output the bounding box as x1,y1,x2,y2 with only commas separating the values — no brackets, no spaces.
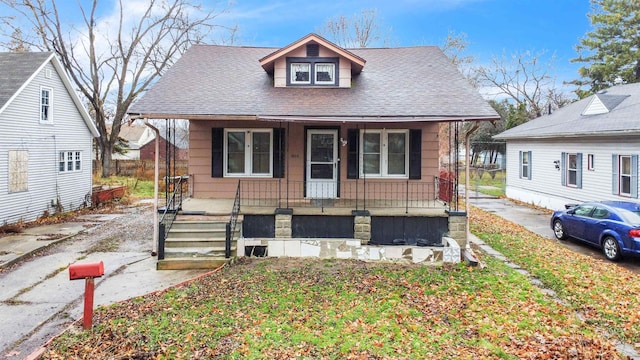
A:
238,237,460,264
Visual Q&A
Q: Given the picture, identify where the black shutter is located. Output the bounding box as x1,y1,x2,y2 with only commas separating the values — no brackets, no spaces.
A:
347,129,359,179
211,128,223,178
409,129,422,179
273,128,285,178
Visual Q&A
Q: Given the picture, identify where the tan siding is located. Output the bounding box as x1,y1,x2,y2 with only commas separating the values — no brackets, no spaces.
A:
188,120,441,200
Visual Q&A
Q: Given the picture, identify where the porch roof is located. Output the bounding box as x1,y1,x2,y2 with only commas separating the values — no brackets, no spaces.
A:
129,43,498,122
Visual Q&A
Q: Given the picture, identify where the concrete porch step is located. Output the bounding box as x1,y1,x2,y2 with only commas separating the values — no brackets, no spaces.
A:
171,221,231,231
165,238,228,248
164,246,237,255
157,257,229,270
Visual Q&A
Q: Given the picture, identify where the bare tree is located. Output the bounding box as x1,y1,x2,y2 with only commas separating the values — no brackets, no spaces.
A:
473,51,570,119
1,0,235,177
318,9,385,48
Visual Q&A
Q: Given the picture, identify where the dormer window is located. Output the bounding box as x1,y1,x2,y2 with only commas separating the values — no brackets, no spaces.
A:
291,63,310,84
287,57,338,86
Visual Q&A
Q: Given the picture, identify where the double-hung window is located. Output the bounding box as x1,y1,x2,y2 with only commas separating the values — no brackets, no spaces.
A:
59,151,82,172
613,154,638,197
560,152,582,188
519,151,531,180
287,57,338,86
40,87,52,123
225,129,272,177
360,130,408,178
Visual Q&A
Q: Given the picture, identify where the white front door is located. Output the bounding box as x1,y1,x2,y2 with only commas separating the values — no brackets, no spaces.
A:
306,129,338,199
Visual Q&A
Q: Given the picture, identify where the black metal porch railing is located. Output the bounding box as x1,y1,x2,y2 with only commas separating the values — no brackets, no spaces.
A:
157,176,188,260
225,180,241,258
239,178,454,213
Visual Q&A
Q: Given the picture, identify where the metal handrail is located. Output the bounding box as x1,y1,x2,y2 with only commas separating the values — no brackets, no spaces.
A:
225,180,241,258
240,179,446,213
157,176,187,260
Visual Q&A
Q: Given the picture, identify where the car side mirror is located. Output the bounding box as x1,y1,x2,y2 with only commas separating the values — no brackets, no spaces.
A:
567,209,575,215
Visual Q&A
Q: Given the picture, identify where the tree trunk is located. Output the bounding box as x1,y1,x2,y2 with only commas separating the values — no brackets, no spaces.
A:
101,143,113,178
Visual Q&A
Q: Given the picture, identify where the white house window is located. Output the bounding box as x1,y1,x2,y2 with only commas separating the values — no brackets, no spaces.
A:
225,129,272,177
519,151,531,180
59,151,82,172
360,130,408,178
287,57,338,86
567,153,578,187
40,87,52,123
620,155,632,195
613,154,638,197
9,150,28,192
588,154,595,171
561,152,582,188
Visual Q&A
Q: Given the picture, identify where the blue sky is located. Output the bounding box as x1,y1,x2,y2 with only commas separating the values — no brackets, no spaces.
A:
222,0,592,96
1,0,593,97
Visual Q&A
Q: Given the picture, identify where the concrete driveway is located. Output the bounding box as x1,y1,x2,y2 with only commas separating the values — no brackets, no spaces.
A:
469,194,640,274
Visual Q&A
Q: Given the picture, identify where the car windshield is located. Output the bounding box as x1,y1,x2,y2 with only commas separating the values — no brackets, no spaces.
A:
616,208,640,226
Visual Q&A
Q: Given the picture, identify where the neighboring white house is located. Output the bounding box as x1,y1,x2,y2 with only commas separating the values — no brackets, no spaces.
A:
494,83,640,210
108,124,156,160
0,52,99,225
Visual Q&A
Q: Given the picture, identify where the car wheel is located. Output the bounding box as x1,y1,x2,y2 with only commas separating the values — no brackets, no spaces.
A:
602,236,621,261
553,219,568,240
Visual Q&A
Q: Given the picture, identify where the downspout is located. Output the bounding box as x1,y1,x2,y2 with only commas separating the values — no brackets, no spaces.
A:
144,119,160,256
464,121,481,249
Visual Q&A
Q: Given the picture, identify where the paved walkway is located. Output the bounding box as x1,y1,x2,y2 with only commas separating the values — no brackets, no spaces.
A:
0,213,209,359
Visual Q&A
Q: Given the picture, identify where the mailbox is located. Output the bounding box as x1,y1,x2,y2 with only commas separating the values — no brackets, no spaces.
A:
69,261,104,280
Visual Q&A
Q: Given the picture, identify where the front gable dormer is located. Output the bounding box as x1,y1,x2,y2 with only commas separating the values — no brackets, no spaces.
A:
259,33,366,88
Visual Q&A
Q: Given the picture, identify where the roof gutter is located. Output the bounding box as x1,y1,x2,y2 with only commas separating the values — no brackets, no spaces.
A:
127,113,499,123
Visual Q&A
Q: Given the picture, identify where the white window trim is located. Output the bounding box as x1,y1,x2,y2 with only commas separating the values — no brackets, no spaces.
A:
619,155,632,196
224,129,273,177
314,63,335,84
290,63,311,85
359,129,409,179
59,151,82,173
587,154,595,171
40,86,53,124
566,153,578,187
520,151,530,179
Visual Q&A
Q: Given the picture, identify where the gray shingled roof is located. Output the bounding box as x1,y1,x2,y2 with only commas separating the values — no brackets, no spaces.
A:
128,44,498,121
494,83,640,140
0,52,53,111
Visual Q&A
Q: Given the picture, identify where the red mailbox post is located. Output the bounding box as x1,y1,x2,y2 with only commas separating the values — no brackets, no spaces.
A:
69,261,104,329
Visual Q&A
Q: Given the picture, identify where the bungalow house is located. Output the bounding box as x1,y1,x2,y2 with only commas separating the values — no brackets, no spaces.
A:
128,34,499,269
494,83,640,210
0,52,99,225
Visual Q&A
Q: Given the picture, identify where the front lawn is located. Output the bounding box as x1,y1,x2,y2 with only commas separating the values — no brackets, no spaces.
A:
470,206,640,352
43,256,620,359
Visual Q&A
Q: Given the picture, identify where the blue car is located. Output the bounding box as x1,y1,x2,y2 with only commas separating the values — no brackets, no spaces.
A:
550,201,640,261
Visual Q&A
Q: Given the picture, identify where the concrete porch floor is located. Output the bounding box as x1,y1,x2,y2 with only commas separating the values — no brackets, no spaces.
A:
180,198,451,217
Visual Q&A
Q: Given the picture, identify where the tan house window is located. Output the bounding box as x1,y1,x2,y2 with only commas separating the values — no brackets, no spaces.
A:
9,150,28,192
224,129,272,177
360,130,408,178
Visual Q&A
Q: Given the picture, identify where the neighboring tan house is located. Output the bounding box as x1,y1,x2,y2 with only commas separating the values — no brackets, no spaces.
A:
494,83,640,210
0,52,99,225
128,33,498,268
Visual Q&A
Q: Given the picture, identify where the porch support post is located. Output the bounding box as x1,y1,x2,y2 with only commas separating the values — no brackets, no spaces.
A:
352,210,371,245
446,210,467,250
275,208,292,238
